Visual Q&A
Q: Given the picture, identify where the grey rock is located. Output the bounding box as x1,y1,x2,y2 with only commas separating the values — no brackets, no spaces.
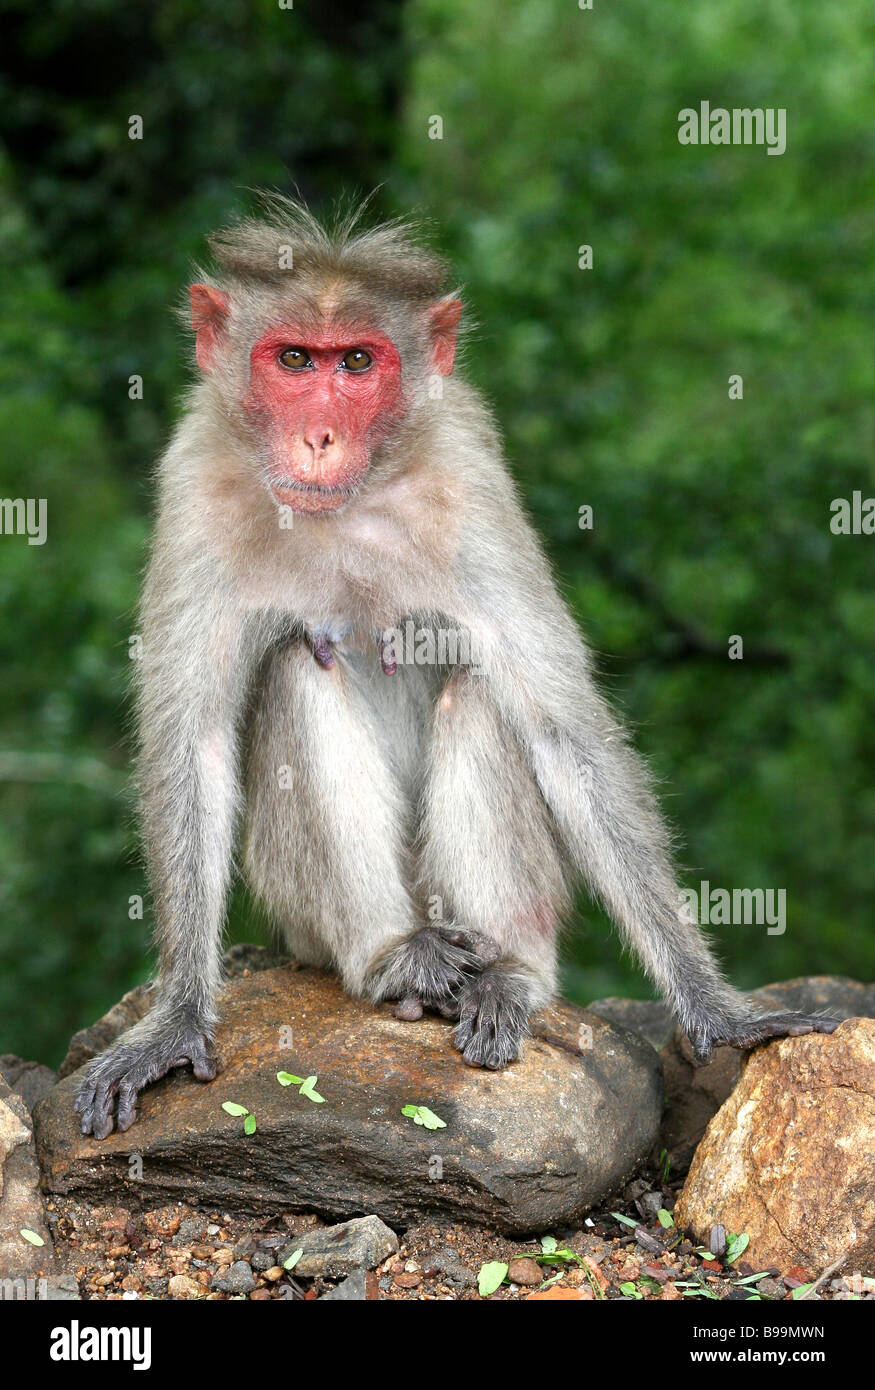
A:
212,1259,256,1295
37,962,663,1235
319,1269,377,1301
0,1078,56,1278
279,1215,398,1278
586,998,675,1052
0,1056,58,1114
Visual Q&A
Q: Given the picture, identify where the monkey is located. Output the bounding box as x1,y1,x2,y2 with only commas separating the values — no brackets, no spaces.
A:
74,196,838,1139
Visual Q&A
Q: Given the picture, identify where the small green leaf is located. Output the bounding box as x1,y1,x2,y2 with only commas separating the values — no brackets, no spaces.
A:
221,1101,249,1117
20,1228,45,1247
478,1261,509,1298
657,1209,674,1229
540,1235,558,1254
791,1283,815,1300
276,1072,304,1087
299,1075,325,1103
401,1104,446,1130
725,1232,750,1264
620,1282,643,1299
283,1249,303,1271
611,1211,639,1229
243,1113,257,1135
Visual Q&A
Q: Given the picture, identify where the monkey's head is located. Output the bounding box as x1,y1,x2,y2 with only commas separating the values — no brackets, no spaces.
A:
188,198,462,515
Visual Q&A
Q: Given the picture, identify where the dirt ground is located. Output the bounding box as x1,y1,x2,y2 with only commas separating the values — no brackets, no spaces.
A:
45,1160,868,1302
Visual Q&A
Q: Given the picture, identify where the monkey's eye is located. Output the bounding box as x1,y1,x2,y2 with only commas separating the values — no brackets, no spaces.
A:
340,349,372,372
278,347,312,370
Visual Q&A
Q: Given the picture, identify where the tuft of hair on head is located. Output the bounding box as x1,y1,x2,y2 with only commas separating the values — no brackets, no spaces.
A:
205,190,451,304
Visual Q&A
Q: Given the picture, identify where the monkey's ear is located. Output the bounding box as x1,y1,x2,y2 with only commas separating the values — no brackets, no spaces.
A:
189,284,230,372
427,296,463,376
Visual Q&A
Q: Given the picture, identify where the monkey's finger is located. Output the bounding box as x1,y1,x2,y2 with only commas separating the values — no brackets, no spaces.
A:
90,1082,119,1141
116,1080,140,1132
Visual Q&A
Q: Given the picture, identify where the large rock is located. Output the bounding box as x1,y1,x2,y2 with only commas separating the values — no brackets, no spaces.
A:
36,964,662,1235
676,1018,875,1278
592,976,873,1169
0,1078,56,1280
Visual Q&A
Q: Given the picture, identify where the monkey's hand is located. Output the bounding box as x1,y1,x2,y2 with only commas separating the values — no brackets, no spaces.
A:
689,1011,840,1065
73,1016,217,1139
366,923,498,1021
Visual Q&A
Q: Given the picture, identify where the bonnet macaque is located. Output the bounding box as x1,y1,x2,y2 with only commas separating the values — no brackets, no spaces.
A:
75,198,836,1138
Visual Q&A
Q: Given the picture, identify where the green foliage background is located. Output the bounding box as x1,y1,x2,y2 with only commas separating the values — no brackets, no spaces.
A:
0,0,872,1065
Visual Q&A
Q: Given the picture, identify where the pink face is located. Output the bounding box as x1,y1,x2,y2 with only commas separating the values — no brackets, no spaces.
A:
190,284,462,516
243,326,404,513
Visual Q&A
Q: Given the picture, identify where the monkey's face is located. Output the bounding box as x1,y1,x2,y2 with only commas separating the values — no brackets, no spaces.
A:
190,281,462,516
241,324,406,514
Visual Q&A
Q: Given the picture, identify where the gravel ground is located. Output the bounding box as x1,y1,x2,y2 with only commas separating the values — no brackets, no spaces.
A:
45,1164,871,1302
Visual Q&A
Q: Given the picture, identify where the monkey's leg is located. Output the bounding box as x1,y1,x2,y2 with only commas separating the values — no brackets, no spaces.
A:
244,640,427,991
414,671,570,1068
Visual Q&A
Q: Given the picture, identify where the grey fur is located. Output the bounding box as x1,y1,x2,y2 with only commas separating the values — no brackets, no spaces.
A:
74,197,837,1138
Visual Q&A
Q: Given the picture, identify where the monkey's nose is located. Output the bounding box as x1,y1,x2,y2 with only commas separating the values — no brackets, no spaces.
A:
304,426,335,454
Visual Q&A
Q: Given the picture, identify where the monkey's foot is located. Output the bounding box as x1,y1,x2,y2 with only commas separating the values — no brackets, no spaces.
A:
690,1011,841,1065
367,923,498,1020
73,1025,217,1139
453,963,532,1070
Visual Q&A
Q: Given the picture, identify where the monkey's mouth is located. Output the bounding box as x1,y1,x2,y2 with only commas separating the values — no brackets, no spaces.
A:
269,478,357,514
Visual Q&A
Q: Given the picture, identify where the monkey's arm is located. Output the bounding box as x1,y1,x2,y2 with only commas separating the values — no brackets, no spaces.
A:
453,488,838,1062
74,544,263,1138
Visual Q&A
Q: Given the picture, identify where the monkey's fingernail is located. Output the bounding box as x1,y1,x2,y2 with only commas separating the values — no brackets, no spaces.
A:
395,996,423,1021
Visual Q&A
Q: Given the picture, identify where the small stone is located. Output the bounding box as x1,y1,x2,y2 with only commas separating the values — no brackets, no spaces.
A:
756,1278,785,1300
41,1274,80,1301
278,1215,398,1279
190,1243,214,1260
212,1260,256,1295
393,1271,421,1288
249,1287,272,1300
507,1258,542,1287
263,1266,284,1282
320,1269,379,1301
168,1274,201,1300
143,1208,180,1238
251,1249,276,1271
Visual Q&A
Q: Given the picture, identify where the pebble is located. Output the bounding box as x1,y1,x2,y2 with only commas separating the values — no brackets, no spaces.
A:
168,1275,201,1300
507,1258,542,1287
212,1260,256,1295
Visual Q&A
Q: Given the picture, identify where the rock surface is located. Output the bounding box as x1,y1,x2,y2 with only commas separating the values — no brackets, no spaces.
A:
281,1215,398,1277
0,1077,56,1278
58,944,289,1077
676,1017,875,1279
0,1056,59,1114
593,976,873,1168
36,962,662,1235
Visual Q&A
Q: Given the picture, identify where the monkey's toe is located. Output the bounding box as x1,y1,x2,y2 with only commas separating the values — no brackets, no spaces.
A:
453,966,529,1070
695,1011,841,1061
